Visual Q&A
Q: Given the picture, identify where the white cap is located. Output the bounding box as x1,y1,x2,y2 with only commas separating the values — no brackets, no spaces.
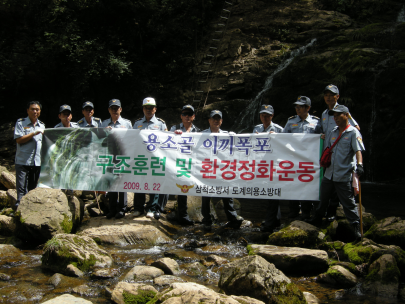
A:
142,97,156,107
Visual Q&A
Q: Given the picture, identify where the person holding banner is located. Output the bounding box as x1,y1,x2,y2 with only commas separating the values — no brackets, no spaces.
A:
101,99,132,219
77,101,103,127
253,104,283,233
320,85,360,222
13,101,45,211
201,110,244,232
283,96,321,220
132,97,168,220
308,105,364,240
169,104,201,226
54,105,79,128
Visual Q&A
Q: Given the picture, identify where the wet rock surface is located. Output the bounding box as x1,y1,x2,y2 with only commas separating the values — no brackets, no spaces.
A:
318,265,358,288
364,217,405,250
248,244,329,274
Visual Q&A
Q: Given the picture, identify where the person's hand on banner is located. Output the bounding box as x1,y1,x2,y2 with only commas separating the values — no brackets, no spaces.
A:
229,131,236,136
356,164,364,177
34,129,44,135
174,130,183,135
321,133,325,140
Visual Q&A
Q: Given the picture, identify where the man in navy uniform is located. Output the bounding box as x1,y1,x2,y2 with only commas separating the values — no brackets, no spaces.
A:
254,104,283,232
308,105,364,240
283,96,321,220
54,105,79,128
132,97,168,220
77,101,103,127
101,99,132,219
170,104,200,226
201,110,244,231
13,101,45,211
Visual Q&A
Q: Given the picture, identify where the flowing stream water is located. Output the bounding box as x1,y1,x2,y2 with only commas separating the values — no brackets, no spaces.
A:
397,5,405,22
232,39,317,133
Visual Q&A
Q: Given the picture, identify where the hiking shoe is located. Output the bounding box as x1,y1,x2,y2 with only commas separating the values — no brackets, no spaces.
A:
305,217,322,227
178,218,194,226
224,216,244,229
106,211,116,219
115,211,125,219
133,211,143,217
353,223,361,241
146,212,154,219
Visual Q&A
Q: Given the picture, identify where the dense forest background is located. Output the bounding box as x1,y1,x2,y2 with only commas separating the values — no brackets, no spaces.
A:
1,0,404,182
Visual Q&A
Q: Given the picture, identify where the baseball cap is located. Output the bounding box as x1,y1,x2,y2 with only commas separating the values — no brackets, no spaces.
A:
294,96,311,106
109,99,121,107
142,97,156,107
59,104,72,113
324,84,339,94
182,105,195,113
209,110,222,118
259,104,274,115
82,101,94,109
328,105,349,115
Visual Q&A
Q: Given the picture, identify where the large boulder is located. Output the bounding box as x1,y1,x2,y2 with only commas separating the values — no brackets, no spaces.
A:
218,255,306,303
343,238,405,276
68,195,84,230
267,220,326,249
362,254,400,298
0,171,16,189
158,282,265,304
318,265,358,288
364,217,405,249
17,188,73,243
41,234,113,274
248,244,329,274
78,216,174,246
111,282,158,304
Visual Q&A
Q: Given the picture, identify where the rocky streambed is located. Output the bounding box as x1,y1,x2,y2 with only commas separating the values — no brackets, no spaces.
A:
0,166,405,303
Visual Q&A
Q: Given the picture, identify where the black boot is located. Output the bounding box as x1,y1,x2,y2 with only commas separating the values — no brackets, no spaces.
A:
352,223,361,241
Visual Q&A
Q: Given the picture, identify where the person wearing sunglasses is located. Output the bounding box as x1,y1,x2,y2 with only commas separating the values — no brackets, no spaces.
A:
169,105,200,226
283,96,322,221
132,97,168,220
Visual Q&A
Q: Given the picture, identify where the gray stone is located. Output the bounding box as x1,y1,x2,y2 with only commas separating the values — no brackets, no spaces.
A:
41,294,93,304
17,188,73,243
42,234,113,275
0,273,11,281
201,254,229,267
0,244,27,262
91,268,119,279
112,282,158,304
267,220,326,249
68,195,84,229
66,264,84,278
124,265,164,282
0,215,16,236
0,171,16,189
151,257,180,275
182,262,207,277
159,282,265,304
218,255,306,303
248,244,329,274
153,275,186,287
303,292,320,303
364,217,405,249
318,265,357,288
0,191,9,208
362,254,400,298
6,189,17,207
72,284,97,297
48,273,64,287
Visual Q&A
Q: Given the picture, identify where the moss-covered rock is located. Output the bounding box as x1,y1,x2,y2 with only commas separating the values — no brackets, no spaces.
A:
364,217,405,250
318,265,358,288
267,220,325,249
343,238,381,265
362,254,400,298
218,255,306,303
0,191,9,209
111,282,158,304
41,234,113,274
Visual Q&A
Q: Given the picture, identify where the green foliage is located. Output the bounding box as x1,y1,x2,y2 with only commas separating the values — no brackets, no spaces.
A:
122,289,157,304
61,214,73,233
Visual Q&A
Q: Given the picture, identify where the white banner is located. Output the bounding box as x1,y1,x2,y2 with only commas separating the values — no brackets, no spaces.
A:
38,128,321,200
